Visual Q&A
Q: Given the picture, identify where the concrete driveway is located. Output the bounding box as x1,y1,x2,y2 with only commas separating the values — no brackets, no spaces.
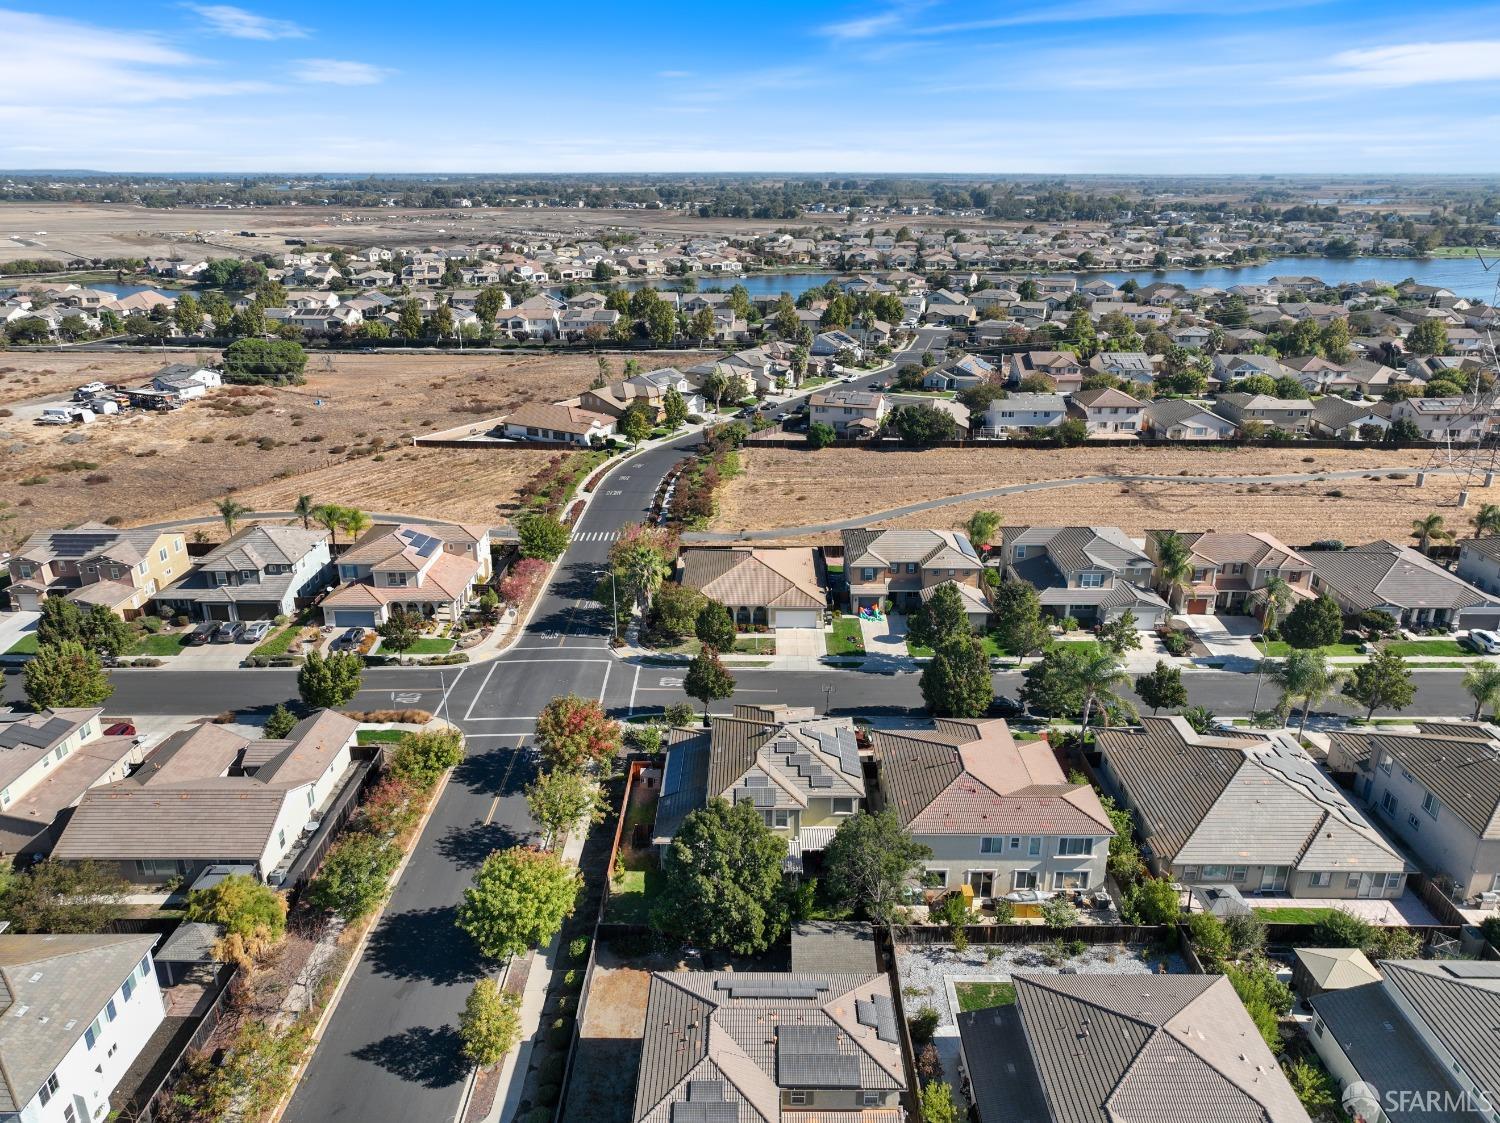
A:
858,611,909,656
161,640,252,670
0,609,39,654
1181,613,1264,664
773,627,824,659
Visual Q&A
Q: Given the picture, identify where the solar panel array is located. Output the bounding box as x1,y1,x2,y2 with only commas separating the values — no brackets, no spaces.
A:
0,716,76,751
771,738,835,790
714,979,829,1000
661,748,685,797
399,529,442,558
672,1081,736,1123
812,727,862,778
855,995,899,1043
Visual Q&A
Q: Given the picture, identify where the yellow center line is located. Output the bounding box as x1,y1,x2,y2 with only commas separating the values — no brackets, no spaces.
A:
483,795,500,824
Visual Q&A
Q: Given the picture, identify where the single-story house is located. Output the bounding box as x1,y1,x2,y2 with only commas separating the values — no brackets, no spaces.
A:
677,547,826,629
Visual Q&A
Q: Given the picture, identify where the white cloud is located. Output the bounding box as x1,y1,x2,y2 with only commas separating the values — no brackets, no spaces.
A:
820,10,906,39
186,4,307,40
656,70,693,79
1308,40,1500,87
291,58,393,85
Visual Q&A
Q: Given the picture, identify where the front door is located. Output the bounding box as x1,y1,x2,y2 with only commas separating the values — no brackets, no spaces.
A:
1259,866,1288,893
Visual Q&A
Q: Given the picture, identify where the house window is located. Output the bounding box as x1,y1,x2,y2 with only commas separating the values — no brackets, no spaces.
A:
138,957,150,979
85,1016,102,1049
1407,813,1421,832
831,798,856,815
862,568,876,581
1057,837,1093,856
1309,871,1332,888
1014,545,1028,559
861,1092,882,1107
1200,864,1230,880
1380,790,1398,816
40,1074,59,1106
278,829,286,848
788,1091,812,1107
1053,871,1088,891
1378,754,1393,775
922,869,948,888
1080,573,1104,589
105,999,117,1022
1,787,8,807
1230,866,1247,882
123,975,135,1002
1012,870,1038,890
1400,767,1414,783
1313,1019,1325,1039
1028,837,1042,856
1010,837,1022,850
1422,791,1439,819
979,837,1005,854
906,562,918,574
63,1104,77,1123
389,573,408,587
159,547,168,561
1180,866,1199,880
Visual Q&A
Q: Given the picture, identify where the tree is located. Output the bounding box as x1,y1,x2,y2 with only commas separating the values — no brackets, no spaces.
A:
312,503,348,547
24,641,113,709
174,292,203,336
1463,662,1500,720
806,419,837,449
1121,876,1181,925
0,861,129,933
1041,894,1080,929
965,510,1001,552
397,298,423,339
457,846,580,960
459,979,522,1067
1098,611,1141,656
216,496,249,536
652,798,788,955
1152,531,1193,607
1272,649,1342,737
1411,512,1453,554
1259,575,1294,635
822,810,932,921
36,597,84,647
1473,503,1500,540
1386,416,1422,442
517,513,570,561
890,403,960,445
689,305,716,344
297,649,364,708
920,635,994,717
475,286,506,326
1406,318,1450,356
1135,661,1188,715
263,702,297,739
646,583,702,640
1073,648,1130,728
663,387,689,428
646,299,677,345
1181,705,1218,734
991,579,1051,661
611,526,675,611
694,599,737,653
1054,417,1090,446
338,507,372,546
305,834,400,921
389,728,465,790
907,582,972,650
222,337,306,381
920,1082,958,1123
525,769,604,849
1281,595,1343,650
685,649,736,720
186,873,287,941
293,494,317,530
1342,649,1415,719
375,607,423,662
534,694,622,771
620,401,654,446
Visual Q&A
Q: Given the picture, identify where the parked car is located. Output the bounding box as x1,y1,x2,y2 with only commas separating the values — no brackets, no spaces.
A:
1466,629,1500,654
186,622,217,645
103,722,137,737
211,621,245,644
333,627,365,651
239,620,272,643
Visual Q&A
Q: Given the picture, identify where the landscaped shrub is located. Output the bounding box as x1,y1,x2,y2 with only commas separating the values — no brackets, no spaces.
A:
539,1053,567,1085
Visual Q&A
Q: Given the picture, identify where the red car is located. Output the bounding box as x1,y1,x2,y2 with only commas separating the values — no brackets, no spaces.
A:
104,722,137,737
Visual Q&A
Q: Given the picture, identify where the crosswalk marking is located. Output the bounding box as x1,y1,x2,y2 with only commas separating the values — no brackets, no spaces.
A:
572,529,620,542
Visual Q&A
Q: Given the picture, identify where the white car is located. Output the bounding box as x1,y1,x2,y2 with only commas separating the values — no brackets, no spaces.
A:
1466,629,1500,654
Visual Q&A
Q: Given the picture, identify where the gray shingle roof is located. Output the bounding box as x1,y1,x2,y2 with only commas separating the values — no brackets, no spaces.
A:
1325,728,1500,836
1380,959,1500,1106
1308,541,1493,613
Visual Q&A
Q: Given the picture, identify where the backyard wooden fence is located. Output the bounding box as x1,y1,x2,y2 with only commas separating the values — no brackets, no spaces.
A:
118,962,239,1123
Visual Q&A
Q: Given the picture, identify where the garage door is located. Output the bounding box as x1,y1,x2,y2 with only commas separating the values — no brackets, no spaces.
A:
333,610,378,628
237,603,278,621
773,609,821,629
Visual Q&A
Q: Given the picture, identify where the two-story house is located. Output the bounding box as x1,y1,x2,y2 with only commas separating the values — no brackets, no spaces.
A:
1148,530,1314,617
0,934,165,1123
320,523,483,628
8,524,189,619
1212,392,1314,434
1141,398,1239,440
1089,351,1157,388
1390,397,1496,442
156,526,330,623
1000,526,1169,627
842,528,985,618
1067,387,1144,434
808,388,888,437
54,709,359,886
653,704,864,871
1007,351,1083,393
1457,537,1500,598
1096,716,1410,899
873,718,1113,900
981,392,1068,437
1326,722,1500,902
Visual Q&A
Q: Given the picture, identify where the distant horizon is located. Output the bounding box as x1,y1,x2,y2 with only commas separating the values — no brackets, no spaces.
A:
3,170,1500,181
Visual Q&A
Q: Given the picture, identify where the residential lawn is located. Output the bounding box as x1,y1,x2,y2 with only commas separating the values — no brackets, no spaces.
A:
403,637,455,655
826,616,865,655
1258,640,1363,657
1250,906,1340,924
800,376,835,390
605,868,666,925
653,636,775,655
4,634,38,656
128,633,189,657
253,624,299,658
357,729,409,744
910,633,1017,660
955,982,1018,1012
1384,639,1470,658
824,563,845,576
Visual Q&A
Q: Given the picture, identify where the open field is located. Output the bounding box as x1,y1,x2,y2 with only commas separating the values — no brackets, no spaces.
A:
711,445,1471,545
0,350,704,539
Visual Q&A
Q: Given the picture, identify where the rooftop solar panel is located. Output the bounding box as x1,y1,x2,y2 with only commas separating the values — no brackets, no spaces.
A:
777,1052,862,1088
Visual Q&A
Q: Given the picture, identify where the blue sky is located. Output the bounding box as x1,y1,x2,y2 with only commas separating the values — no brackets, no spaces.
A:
2,1,1499,173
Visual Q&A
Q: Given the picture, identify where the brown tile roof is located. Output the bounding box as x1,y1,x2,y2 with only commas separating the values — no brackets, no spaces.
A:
503,400,614,434
679,548,825,611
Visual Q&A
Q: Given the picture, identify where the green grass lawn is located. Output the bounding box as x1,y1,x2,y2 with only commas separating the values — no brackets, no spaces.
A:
357,729,409,744
824,563,845,576
1259,641,1363,657
128,632,189,657
4,634,38,656
253,624,299,658
1384,639,1470,658
606,868,664,925
911,632,1018,660
826,616,865,655
955,982,1018,1012
1251,906,1339,924
403,637,455,655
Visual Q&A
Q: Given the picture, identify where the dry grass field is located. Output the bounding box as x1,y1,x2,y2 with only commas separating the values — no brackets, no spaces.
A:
712,444,1475,545
0,350,705,539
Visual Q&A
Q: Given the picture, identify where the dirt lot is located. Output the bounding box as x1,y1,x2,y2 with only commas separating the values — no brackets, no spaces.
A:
0,350,702,539
712,445,1476,545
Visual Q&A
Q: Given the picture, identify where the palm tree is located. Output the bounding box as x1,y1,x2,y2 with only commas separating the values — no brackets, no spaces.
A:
1073,649,1130,729
293,494,316,530
1271,649,1343,738
215,497,249,537
1462,663,1500,721
1152,531,1194,610
1411,513,1453,555
338,507,373,545
1259,575,1294,635
312,504,346,547
1472,503,1500,540
616,542,669,611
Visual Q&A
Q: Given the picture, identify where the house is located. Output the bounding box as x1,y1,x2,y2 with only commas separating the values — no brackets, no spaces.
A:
1141,398,1239,440
980,392,1067,437
1089,350,1156,386
497,401,615,446
0,707,145,859
1096,716,1410,898
1212,392,1314,434
1001,526,1168,627
888,395,971,436
653,704,864,868
1067,387,1143,434
1325,722,1500,901
53,710,359,885
1309,960,1500,1123
1007,350,1083,392
0,934,165,1123
842,528,984,616
7,524,189,619
1214,353,1290,382
156,525,331,623
629,967,905,1123
872,718,1113,899
149,362,221,399
808,388,888,437
1457,537,1500,598
677,547,826,630
320,524,483,628
921,353,994,391
958,974,1311,1123
810,329,863,359
1310,396,1392,440
1149,530,1314,617
1390,397,1496,442
1307,540,1499,631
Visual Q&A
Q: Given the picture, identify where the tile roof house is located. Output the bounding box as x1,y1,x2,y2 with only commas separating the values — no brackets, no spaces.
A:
630,969,906,1123
1007,351,1083,393
321,523,484,628
1309,396,1392,440
1148,530,1315,617
0,934,164,1122
678,547,826,630
842,529,984,617
53,709,359,885
1066,387,1144,434
873,718,1113,899
654,704,864,869
1212,392,1315,435
1310,959,1500,1123
1324,722,1500,901
980,392,1068,437
1141,397,1239,440
1307,540,1499,631
809,388,888,437
0,707,145,859
497,401,616,446
1096,716,1410,899
1389,397,1498,442
156,525,331,623
1000,525,1168,627
7,523,190,618
958,973,1311,1123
